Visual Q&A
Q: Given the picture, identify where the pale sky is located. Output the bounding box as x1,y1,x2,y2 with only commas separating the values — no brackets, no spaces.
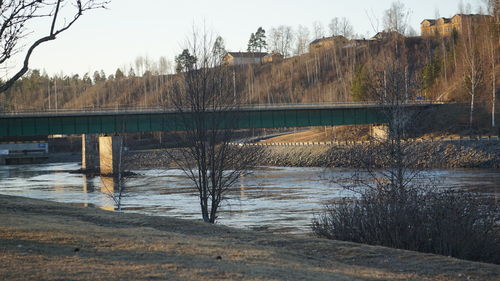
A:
5,0,485,78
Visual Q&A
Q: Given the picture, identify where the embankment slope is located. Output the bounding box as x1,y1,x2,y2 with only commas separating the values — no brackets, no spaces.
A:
0,195,498,280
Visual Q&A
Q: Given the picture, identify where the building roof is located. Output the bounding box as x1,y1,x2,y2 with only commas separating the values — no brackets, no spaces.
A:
370,31,405,41
310,35,348,45
226,52,268,58
263,52,283,58
421,19,437,25
422,14,493,25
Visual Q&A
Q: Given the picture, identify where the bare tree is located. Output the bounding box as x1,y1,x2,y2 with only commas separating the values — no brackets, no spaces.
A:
329,17,354,39
383,1,411,35
461,17,484,130
168,29,259,223
485,0,498,128
312,21,325,39
0,0,109,93
269,25,294,58
294,24,310,55
313,35,500,264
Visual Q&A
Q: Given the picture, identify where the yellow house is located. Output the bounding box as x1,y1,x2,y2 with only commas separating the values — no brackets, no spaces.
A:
223,52,267,66
262,52,284,63
309,36,349,51
421,14,493,37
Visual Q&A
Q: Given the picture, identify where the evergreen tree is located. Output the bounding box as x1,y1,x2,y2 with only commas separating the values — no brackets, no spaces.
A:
175,49,197,73
351,65,369,101
254,27,268,52
99,70,107,82
93,71,101,84
128,68,136,77
247,33,256,52
115,68,125,79
247,27,267,53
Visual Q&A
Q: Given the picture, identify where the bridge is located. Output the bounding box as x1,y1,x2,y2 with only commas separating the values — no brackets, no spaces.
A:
0,102,441,173
0,102,439,137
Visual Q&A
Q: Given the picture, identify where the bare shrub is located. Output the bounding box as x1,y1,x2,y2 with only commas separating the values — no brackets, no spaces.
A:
312,186,500,264
313,13,500,264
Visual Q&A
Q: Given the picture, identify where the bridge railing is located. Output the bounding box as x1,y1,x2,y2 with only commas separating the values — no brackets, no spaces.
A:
0,101,447,117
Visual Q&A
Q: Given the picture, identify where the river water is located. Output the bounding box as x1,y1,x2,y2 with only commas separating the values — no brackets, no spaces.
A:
0,163,498,234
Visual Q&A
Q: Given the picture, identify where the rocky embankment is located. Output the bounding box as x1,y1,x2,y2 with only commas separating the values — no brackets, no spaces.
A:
123,141,500,169
257,141,500,169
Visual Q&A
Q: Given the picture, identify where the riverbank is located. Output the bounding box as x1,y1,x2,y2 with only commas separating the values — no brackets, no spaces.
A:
0,194,498,280
122,140,500,170
256,141,500,168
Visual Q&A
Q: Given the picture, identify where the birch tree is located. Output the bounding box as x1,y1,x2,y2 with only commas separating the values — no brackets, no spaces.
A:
462,18,484,130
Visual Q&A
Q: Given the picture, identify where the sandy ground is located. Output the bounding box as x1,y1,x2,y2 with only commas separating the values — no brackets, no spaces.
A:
0,195,499,280
260,129,331,143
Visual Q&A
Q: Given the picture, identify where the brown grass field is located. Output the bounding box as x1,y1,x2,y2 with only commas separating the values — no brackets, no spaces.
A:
0,195,498,280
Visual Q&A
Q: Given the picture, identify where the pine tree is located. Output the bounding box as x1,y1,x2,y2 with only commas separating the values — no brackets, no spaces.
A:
254,27,267,52
175,49,197,73
247,33,256,52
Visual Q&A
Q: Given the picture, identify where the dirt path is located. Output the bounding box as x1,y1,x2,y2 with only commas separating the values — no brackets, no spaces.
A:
0,195,498,280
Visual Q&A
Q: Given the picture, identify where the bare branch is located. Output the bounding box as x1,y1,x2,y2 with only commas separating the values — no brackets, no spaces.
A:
0,0,110,93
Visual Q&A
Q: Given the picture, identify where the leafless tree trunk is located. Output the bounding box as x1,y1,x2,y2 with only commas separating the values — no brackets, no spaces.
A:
167,29,259,223
462,19,484,130
312,21,325,39
486,0,498,127
294,25,310,55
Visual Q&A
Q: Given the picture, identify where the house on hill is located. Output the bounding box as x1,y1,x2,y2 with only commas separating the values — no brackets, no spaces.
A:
370,31,404,41
309,36,349,51
262,52,284,63
223,52,267,66
421,14,493,37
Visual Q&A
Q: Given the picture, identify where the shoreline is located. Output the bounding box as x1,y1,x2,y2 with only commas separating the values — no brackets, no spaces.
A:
0,194,498,280
122,140,500,170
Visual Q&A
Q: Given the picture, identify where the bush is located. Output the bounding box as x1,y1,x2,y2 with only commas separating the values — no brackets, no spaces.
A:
312,184,500,264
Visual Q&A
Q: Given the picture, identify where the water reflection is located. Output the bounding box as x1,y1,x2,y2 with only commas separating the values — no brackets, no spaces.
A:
0,163,498,234
82,175,95,193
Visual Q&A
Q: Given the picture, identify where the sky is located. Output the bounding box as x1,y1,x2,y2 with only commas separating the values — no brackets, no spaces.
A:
4,0,486,78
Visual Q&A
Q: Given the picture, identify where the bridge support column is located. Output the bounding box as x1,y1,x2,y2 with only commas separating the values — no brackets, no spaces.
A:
99,136,123,175
371,124,389,140
82,134,99,172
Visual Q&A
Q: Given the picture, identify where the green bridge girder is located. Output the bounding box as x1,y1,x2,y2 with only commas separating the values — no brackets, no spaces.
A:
0,104,434,137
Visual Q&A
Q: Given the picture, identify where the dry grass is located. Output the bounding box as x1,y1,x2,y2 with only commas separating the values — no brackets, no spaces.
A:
260,126,371,144
0,195,498,280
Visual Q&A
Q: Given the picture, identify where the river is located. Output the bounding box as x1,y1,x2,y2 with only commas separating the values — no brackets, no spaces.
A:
0,163,498,234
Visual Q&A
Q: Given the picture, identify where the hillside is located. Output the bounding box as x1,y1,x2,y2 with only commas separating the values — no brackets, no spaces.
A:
1,23,498,132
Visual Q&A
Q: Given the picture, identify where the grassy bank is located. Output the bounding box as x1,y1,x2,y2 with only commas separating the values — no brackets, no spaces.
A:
0,195,498,280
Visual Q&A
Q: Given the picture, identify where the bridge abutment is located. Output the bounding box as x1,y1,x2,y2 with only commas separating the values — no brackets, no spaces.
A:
82,134,99,172
98,136,123,175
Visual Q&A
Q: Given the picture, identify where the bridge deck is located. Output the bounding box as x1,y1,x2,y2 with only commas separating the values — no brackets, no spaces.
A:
0,103,438,137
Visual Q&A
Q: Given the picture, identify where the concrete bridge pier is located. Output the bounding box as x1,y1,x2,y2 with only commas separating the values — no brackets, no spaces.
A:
82,134,99,172
98,136,123,175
